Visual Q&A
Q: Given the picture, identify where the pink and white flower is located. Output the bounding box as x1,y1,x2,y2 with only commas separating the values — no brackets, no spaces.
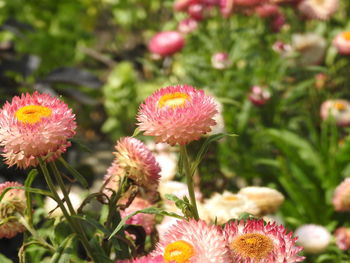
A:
298,0,338,20
224,219,305,262
211,52,232,70
0,92,76,168
333,178,350,211
334,227,350,251
153,219,232,263
333,31,350,55
137,85,218,145
320,99,350,127
148,31,185,57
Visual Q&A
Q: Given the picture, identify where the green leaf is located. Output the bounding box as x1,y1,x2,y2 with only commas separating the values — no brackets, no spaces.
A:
58,157,88,188
49,234,76,263
109,207,184,239
0,254,13,263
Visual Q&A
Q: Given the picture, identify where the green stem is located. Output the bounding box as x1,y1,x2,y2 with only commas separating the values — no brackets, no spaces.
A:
180,145,199,220
39,160,100,263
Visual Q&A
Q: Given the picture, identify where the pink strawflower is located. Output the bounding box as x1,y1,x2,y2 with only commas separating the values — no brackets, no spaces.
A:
333,178,350,211
121,197,155,235
0,92,76,168
248,86,271,106
224,219,305,262
271,13,286,32
0,182,26,239
152,219,232,263
211,52,232,70
178,18,199,34
320,99,350,127
220,0,234,18
116,255,164,263
235,0,267,6
137,85,218,145
174,0,198,12
334,227,350,250
333,31,350,55
148,31,185,57
188,3,205,20
114,137,160,191
298,0,338,20
256,4,280,18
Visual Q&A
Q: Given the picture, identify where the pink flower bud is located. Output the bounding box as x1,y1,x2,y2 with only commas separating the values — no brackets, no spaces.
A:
335,227,350,250
211,52,232,69
271,13,286,32
188,3,205,20
178,18,199,34
148,31,185,57
248,86,271,106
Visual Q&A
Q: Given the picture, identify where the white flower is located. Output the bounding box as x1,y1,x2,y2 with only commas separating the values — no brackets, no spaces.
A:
295,224,331,254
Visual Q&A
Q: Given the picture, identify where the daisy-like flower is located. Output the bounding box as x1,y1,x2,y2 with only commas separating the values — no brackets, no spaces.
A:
137,85,218,145
290,33,327,66
334,227,350,250
148,31,185,57
224,219,305,262
298,0,338,20
120,197,156,235
0,182,26,239
114,137,161,192
203,191,260,224
320,99,350,127
333,31,350,55
0,92,76,169
333,178,350,211
153,219,232,263
238,186,285,215
295,224,331,254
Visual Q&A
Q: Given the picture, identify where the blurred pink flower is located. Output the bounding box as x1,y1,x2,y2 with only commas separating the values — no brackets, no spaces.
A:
224,219,305,262
320,99,350,126
114,137,160,192
235,0,267,6
333,178,350,211
137,85,218,145
174,0,198,12
333,31,350,55
0,92,76,169
298,0,338,20
334,227,350,250
178,18,199,34
188,3,205,20
271,13,286,32
116,255,163,263
255,4,280,18
153,219,232,263
220,0,234,18
248,86,271,106
0,182,26,239
211,52,232,69
148,31,185,57
121,197,155,235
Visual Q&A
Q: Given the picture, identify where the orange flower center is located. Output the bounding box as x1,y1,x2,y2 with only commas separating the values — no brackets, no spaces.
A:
342,31,350,41
231,233,273,260
158,92,190,109
334,102,346,111
224,195,239,201
15,105,52,124
164,240,194,263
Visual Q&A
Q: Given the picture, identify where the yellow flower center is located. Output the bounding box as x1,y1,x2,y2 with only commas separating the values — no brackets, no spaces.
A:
225,196,239,201
231,233,273,260
15,105,52,124
334,102,346,111
342,31,350,41
158,92,190,109
164,240,194,263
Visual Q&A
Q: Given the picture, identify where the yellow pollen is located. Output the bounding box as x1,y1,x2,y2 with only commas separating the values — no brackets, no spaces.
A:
164,240,194,263
225,196,238,201
334,102,346,111
15,105,52,124
342,31,350,41
231,233,273,260
158,92,190,109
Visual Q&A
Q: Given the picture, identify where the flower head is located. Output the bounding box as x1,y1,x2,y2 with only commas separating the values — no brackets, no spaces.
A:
203,191,260,224
333,178,350,211
334,227,350,251
121,197,155,235
295,224,331,254
178,18,199,34
238,186,284,215
298,0,338,20
148,31,185,57
333,31,350,55
320,99,350,127
0,181,26,239
224,219,305,262
137,85,218,145
0,92,76,168
211,52,232,70
153,219,232,263
116,255,164,263
114,137,161,192
248,86,271,106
